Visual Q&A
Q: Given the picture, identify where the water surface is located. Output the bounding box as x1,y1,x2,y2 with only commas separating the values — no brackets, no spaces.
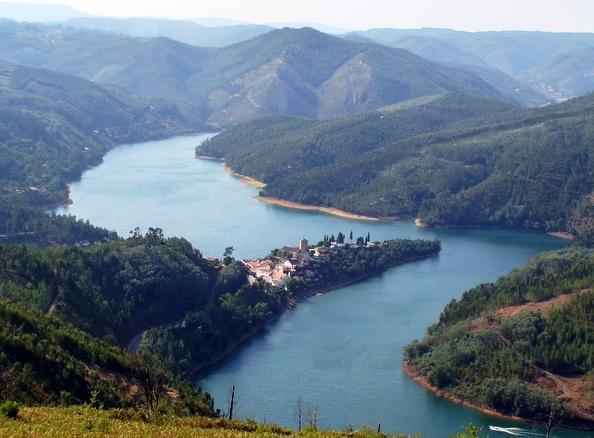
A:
58,134,585,436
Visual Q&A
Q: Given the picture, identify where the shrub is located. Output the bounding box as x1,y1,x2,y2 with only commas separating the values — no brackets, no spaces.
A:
0,400,19,419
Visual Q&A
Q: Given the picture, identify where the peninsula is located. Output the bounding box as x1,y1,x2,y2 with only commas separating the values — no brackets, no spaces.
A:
141,234,441,376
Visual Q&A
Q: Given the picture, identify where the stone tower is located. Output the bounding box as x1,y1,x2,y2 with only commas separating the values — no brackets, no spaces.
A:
299,238,308,253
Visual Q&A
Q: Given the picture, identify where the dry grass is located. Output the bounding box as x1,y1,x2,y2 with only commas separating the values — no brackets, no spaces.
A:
0,407,414,437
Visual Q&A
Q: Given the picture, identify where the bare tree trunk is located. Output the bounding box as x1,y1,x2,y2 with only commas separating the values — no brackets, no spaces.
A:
228,385,236,420
294,396,303,431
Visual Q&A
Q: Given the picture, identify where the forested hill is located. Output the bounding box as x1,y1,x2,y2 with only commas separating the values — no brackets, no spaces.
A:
0,230,272,410
0,60,203,245
405,249,594,428
0,21,541,124
199,92,594,240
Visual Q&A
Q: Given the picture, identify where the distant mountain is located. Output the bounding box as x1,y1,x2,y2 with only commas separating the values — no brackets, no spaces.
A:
190,17,248,27
190,27,523,124
0,20,213,112
379,35,549,106
0,59,201,207
62,17,273,48
522,46,594,102
0,21,547,124
350,28,594,78
200,91,594,239
267,22,352,34
0,2,87,22
390,35,488,68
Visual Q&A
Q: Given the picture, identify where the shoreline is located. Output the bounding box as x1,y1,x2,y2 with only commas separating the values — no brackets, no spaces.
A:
192,252,438,378
190,325,264,376
223,165,267,189
548,231,575,240
253,195,399,222
403,362,529,424
196,155,224,162
403,362,593,431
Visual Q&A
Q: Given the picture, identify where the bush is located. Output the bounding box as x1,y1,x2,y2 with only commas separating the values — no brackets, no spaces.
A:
0,400,19,419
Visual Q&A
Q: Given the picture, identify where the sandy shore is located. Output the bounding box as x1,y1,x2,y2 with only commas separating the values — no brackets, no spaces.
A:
224,166,267,189
548,231,575,240
196,155,224,162
414,218,428,228
253,195,399,222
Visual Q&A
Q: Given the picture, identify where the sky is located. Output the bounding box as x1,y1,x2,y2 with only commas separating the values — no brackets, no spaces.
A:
5,0,594,32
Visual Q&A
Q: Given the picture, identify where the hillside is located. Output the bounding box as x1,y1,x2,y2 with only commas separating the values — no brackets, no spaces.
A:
199,92,594,237
0,59,202,206
350,28,594,78
350,28,594,101
0,230,275,408
0,21,537,124
405,249,594,429
382,36,548,106
0,20,213,113
522,46,594,102
0,59,203,244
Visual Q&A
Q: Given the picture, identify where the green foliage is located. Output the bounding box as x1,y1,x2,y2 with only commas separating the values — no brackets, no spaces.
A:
0,59,199,245
0,401,18,419
200,92,594,239
450,424,485,438
436,249,594,327
406,249,594,425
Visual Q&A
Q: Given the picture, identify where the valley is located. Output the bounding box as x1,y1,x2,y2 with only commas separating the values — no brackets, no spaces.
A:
55,134,580,435
1,7,594,436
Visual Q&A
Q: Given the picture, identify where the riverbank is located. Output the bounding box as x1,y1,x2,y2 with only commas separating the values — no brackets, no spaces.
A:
191,325,265,376
403,362,593,432
253,195,398,222
224,166,267,189
403,363,527,424
548,231,575,240
192,244,440,377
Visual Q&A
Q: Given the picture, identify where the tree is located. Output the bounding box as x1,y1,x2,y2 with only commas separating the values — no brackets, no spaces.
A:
349,231,353,241
132,352,166,419
223,246,234,266
228,384,236,420
337,232,345,244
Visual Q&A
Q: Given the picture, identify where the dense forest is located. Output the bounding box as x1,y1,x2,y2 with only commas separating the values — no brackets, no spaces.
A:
0,229,268,411
405,249,594,427
199,91,594,238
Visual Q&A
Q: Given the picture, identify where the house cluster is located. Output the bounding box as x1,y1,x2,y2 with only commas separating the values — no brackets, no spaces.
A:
242,238,311,287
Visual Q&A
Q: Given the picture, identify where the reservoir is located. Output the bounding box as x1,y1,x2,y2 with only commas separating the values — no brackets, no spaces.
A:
57,134,583,436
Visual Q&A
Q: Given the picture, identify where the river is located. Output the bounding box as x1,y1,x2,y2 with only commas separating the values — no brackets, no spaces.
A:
56,134,587,437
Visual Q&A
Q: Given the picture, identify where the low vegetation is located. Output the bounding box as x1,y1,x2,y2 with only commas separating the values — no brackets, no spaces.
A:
0,406,420,437
405,249,594,428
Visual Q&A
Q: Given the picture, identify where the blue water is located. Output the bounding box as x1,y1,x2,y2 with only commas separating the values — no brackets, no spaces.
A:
56,134,589,437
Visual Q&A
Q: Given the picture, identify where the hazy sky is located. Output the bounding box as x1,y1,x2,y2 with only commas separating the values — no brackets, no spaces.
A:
8,0,594,32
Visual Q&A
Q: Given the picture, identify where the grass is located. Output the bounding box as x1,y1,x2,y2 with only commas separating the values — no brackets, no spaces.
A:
0,406,415,437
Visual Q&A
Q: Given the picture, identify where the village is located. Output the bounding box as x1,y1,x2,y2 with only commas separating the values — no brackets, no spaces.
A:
241,233,379,289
